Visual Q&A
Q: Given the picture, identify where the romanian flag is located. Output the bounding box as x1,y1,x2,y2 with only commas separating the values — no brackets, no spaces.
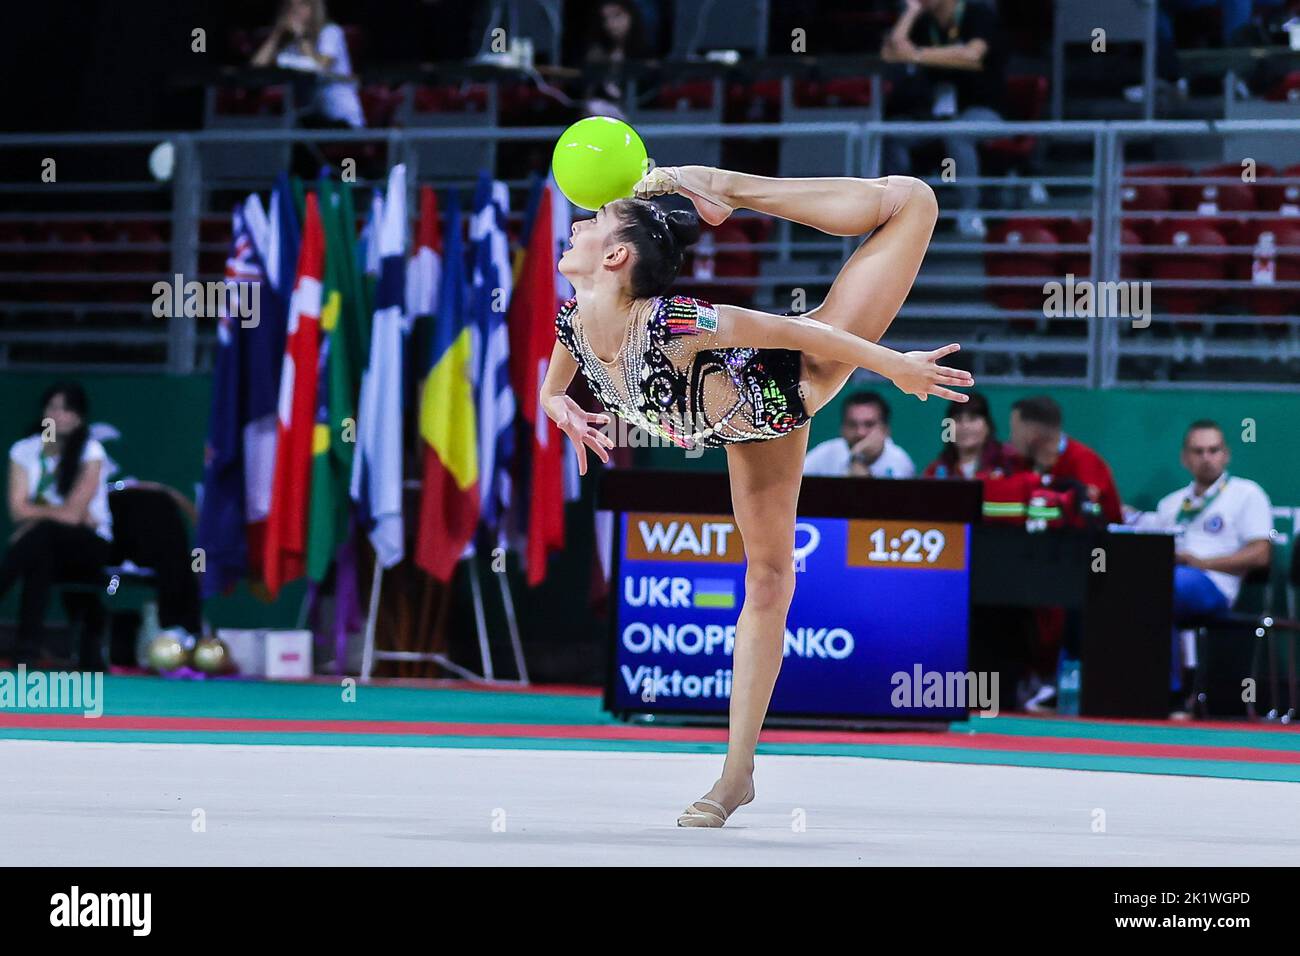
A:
263,191,324,598
414,188,478,582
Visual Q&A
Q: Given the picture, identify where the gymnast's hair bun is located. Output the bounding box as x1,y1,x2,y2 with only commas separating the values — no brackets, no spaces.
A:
664,209,701,250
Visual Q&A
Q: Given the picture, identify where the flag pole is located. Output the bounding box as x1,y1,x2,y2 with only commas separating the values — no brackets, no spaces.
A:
495,557,529,685
360,561,384,682
466,556,495,681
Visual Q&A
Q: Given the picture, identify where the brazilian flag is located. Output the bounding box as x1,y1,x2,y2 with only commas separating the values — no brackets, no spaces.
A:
305,176,371,581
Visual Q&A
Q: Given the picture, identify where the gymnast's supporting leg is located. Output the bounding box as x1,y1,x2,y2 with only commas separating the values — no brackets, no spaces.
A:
679,426,810,824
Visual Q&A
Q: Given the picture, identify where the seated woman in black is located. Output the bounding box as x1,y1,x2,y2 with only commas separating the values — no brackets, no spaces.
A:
2,383,112,667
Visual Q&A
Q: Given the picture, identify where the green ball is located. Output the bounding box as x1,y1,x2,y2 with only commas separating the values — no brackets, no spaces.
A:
147,634,188,672
551,117,648,211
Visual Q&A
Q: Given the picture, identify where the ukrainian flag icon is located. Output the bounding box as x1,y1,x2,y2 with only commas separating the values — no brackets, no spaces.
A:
693,578,736,609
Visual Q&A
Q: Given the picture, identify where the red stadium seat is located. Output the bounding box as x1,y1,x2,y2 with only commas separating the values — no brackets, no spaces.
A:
1231,219,1300,317
985,218,1060,311
655,80,720,110
981,75,1048,165
1122,163,1194,214
1148,219,1227,315
682,221,758,305
1251,163,1285,212
214,86,285,117
1056,218,1145,279
1188,162,1256,214
821,77,875,107
1278,163,1300,216
359,84,401,128
0,222,29,274
1266,70,1300,102
498,82,556,124
411,84,491,114
734,215,774,246
725,79,781,123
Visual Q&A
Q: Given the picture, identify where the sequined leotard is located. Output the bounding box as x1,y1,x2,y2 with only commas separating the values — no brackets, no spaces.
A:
555,294,811,450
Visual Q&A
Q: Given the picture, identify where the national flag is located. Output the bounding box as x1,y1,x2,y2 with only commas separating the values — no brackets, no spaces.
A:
692,578,736,609
407,185,441,322
350,164,408,569
468,172,515,538
195,194,266,598
263,191,325,597
545,172,581,503
244,174,300,574
306,177,369,581
414,188,478,582
505,181,566,586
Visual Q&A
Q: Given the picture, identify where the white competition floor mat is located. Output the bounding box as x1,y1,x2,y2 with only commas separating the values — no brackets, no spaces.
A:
4,739,1296,866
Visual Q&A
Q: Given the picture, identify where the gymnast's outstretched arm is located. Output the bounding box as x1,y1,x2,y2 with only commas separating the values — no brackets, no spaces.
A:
710,304,971,403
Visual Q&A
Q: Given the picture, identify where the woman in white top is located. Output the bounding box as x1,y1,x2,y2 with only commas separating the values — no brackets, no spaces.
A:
251,0,365,129
2,383,113,666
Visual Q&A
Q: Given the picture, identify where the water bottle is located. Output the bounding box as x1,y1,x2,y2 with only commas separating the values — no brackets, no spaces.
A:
1057,657,1081,716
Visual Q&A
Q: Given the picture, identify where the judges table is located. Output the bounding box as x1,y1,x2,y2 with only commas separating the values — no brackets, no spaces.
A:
970,525,1173,718
598,470,1173,723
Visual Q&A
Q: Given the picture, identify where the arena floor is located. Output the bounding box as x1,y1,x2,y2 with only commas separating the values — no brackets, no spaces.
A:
3,676,1298,865
5,740,1300,866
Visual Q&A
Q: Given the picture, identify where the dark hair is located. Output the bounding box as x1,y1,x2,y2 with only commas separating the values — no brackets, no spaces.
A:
615,199,700,298
842,390,891,425
937,391,997,468
1184,419,1225,445
1011,395,1062,428
585,0,650,59
27,381,91,497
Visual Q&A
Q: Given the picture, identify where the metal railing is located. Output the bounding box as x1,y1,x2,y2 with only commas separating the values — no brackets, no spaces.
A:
1,119,1298,389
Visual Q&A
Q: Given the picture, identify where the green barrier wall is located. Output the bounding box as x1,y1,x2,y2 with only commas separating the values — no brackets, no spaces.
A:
644,383,1300,515
0,372,303,630
3,373,1297,646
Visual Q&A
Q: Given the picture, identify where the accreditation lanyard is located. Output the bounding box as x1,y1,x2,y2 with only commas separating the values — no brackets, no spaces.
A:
929,0,966,45
1177,472,1229,525
34,453,59,504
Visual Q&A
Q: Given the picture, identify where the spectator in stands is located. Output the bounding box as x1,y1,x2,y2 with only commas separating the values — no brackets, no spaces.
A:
251,0,364,129
577,1,653,119
803,391,916,478
880,0,1007,239
1,383,112,667
1133,420,1274,699
922,391,1022,478
1008,395,1122,521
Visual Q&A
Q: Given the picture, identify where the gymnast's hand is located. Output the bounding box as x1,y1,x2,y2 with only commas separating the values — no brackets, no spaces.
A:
886,344,974,403
543,393,615,475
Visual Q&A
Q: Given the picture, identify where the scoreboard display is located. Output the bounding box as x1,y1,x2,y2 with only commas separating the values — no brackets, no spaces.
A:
607,509,972,721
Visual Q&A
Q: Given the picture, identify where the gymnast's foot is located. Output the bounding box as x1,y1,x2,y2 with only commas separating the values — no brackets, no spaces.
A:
634,165,734,226
676,772,754,827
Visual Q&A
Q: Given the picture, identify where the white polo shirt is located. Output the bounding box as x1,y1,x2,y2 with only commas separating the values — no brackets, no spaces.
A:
277,23,365,128
1151,473,1273,606
8,434,113,541
803,436,916,478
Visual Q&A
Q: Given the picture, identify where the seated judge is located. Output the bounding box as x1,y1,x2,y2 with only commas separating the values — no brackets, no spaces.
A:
803,391,916,478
